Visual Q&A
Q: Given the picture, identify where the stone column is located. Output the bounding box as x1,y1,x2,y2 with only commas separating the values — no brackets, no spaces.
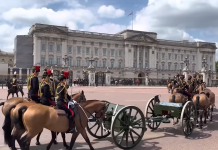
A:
124,44,129,68
88,71,95,86
201,67,206,83
142,46,145,68
27,68,29,77
137,46,139,68
19,68,22,80
183,66,188,82
10,68,13,78
33,35,41,65
61,39,67,67
145,75,148,86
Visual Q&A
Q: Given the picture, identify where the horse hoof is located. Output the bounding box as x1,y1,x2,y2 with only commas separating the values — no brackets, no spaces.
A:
35,141,41,145
54,140,58,144
64,144,69,149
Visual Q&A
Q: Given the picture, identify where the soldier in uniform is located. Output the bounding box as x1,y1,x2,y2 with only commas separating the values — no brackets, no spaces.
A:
39,69,55,106
192,74,197,87
177,75,192,100
27,66,40,103
187,75,192,85
12,71,18,93
197,74,203,84
56,71,76,133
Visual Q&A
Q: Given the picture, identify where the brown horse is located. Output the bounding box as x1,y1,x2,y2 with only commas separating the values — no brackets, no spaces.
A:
1,91,86,149
167,82,172,93
6,100,107,150
192,93,210,128
196,84,215,121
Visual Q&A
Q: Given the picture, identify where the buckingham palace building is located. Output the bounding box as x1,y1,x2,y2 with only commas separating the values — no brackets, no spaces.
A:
14,23,216,82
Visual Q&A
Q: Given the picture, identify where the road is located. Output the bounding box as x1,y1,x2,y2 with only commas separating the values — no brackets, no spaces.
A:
0,86,218,150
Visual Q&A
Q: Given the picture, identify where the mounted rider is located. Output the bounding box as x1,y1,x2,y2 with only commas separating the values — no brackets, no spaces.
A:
192,74,197,86
187,75,192,85
39,69,55,106
27,66,40,103
56,71,77,133
177,75,192,100
197,74,203,84
12,71,18,92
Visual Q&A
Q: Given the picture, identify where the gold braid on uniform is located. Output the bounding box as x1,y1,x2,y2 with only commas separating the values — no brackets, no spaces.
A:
12,78,16,86
27,73,36,91
39,80,53,97
55,82,67,103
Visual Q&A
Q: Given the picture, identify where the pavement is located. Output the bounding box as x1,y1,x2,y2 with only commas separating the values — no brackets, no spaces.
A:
0,86,218,150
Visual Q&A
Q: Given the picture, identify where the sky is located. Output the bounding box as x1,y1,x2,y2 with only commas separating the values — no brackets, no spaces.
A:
0,0,218,59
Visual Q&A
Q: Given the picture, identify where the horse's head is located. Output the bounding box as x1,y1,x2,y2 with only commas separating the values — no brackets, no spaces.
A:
72,90,86,103
195,84,205,93
95,101,108,120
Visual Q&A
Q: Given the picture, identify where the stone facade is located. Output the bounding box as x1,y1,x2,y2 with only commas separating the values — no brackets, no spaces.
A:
18,23,216,81
0,50,14,67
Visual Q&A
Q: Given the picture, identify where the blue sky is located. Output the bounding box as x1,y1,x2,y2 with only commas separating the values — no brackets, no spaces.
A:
0,0,218,59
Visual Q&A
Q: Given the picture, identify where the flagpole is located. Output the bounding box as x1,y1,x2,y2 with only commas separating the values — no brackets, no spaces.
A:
132,11,133,30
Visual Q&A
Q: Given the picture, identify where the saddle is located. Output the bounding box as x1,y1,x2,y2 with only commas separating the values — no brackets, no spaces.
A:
53,105,77,116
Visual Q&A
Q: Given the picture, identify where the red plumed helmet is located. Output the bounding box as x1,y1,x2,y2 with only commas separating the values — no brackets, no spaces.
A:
47,69,51,75
63,71,69,79
34,66,40,72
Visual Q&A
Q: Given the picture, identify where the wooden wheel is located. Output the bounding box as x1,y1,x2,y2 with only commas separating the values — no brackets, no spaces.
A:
87,101,111,139
87,114,111,139
144,96,161,130
111,106,146,149
180,101,196,137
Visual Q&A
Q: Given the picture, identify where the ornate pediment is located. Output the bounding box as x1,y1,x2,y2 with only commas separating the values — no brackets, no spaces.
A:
35,26,67,34
126,33,157,42
200,43,217,49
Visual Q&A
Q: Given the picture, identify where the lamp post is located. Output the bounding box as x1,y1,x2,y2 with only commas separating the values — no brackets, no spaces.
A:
62,54,69,67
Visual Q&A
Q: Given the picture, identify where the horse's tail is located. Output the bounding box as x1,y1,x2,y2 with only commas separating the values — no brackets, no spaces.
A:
0,102,5,106
172,95,176,103
16,106,28,129
3,105,16,145
195,96,200,112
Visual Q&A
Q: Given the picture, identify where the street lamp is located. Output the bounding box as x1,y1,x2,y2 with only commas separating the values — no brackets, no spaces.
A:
202,58,207,68
62,54,69,67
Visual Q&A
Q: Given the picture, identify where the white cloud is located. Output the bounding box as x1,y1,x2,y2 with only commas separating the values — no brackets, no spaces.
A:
2,7,98,28
88,23,127,34
98,5,125,18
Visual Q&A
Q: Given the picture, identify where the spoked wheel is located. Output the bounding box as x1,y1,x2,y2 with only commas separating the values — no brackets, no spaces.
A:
111,106,146,149
180,101,197,137
87,115,111,139
145,97,161,130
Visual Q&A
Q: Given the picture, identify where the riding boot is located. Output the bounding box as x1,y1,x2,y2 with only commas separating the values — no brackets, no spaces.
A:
68,116,77,133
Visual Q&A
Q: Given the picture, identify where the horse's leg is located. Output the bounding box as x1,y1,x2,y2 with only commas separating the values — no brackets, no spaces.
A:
16,92,18,97
46,131,56,150
35,130,43,145
68,132,80,150
80,129,95,150
53,132,58,144
204,109,207,124
199,110,203,129
11,128,26,150
210,105,214,121
12,93,14,98
7,92,10,100
60,132,69,148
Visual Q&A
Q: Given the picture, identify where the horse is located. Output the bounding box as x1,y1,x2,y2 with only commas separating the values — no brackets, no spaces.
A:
169,83,195,124
167,82,172,93
1,91,86,149
192,92,210,129
196,83,215,122
5,79,24,100
5,100,107,150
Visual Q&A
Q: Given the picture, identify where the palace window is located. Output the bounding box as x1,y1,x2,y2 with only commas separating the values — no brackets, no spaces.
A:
94,60,98,67
119,50,122,57
49,44,53,51
193,55,195,61
162,53,165,59
103,49,106,56
86,47,90,55
133,62,136,68
119,62,122,68
181,54,183,61
168,64,171,70
168,53,171,60
145,63,148,68
145,52,148,58
110,61,114,68
156,63,158,69
68,59,72,66
77,47,81,54
139,63,142,68
41,58,45,65
41,44,45,51
174,64,177,70
95,48,98,55
103,60,106,68
57,45,61,52
187,55,189,59
111,49,114,56
57,58,61,65
162,64,164,70
210,56,212,62
86,60,89,66
156,53,158,59
77,60,80,66
175,54,177,60
181,63,184,69
210,65,212,69
68,46,72,53
49,58,53,65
